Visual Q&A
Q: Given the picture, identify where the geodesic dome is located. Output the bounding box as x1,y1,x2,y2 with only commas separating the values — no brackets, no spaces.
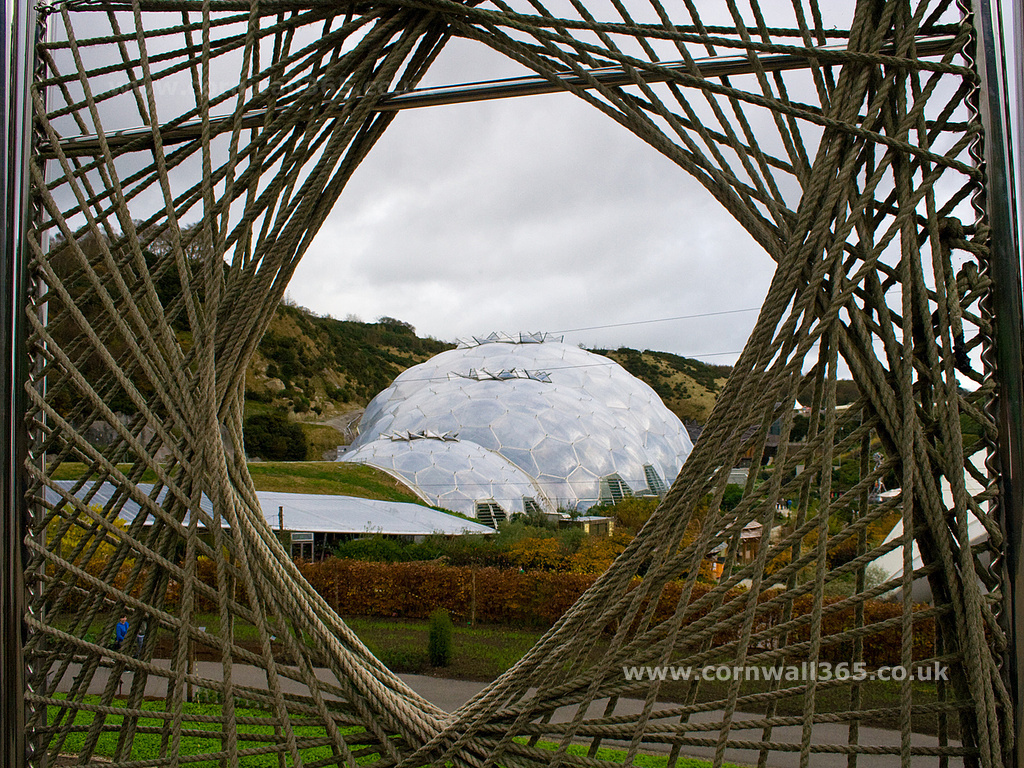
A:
342,434,555,522
342,336,693,514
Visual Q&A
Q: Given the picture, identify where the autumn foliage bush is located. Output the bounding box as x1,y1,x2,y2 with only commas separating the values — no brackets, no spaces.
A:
63,547,933,670
295,557,934,667
298,558,596,626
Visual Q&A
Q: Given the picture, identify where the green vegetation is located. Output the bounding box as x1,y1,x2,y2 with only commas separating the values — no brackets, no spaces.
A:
47,697,361,767
243,412,307,461
331,533,499,564
587,495,660,533
331,515,610,569
49,462,160,482
247,305,452,418
344,616,544,679
592,347,730,422
46,695,737,767
47,461,424,505
796,375,862,407
244,462,422,502
427,609,455,667
299,422,347,460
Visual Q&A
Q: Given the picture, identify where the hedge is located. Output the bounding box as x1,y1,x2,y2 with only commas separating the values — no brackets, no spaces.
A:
298,559,595,627
66,555,937,669
297,558,935,668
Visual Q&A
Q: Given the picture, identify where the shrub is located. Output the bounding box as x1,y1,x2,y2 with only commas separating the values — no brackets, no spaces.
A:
508,537,568,571
427,609,454,667
600,496,660,533
243,411,307,460
568,532,632,574
492,518,557,549
721,484,745,511
244,388,274,403
46,506,128,571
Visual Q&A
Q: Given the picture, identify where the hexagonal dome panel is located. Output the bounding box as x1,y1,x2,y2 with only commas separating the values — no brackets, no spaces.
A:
342,437,554,521
341,338,693,511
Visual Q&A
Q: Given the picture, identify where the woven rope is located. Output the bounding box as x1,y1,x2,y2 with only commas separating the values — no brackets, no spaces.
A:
21,0,1012,766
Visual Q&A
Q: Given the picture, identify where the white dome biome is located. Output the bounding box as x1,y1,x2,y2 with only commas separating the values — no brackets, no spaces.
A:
341,333,693,521
342,434,554,524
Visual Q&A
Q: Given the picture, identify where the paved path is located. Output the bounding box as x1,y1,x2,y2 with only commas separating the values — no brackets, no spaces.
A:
50,662,960,768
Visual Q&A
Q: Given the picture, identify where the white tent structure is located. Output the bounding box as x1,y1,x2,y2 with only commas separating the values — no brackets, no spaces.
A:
871,453,990,601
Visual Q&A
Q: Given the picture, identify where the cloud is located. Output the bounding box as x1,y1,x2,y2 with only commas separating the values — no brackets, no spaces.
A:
291,80,775,364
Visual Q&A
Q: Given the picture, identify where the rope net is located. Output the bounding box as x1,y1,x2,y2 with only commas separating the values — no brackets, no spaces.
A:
22,0,1011,766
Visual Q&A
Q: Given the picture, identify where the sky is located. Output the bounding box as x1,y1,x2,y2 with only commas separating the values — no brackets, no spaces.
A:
286,37,774,366
285,0,1023,366
46,1,1021,370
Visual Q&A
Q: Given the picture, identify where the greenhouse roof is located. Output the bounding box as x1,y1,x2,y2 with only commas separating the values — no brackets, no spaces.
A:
343,339,693,516
48,481,493,536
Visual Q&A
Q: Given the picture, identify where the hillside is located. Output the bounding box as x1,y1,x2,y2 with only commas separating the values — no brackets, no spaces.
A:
245,307,735,442
591,348,731,423
246,305,453,419
47,231,737,456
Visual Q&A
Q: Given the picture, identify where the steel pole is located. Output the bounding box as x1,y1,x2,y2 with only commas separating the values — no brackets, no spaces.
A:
1,1,36,767
42,34,956,157
972,2,1024,767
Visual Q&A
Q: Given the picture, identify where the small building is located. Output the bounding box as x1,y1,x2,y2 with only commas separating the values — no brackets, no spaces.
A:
706,520,764,575
561,515,615,537
736,520,764,562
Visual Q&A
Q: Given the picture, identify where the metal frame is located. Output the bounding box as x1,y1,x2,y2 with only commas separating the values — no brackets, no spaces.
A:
1,1,36,767
44,34,956,157
2,0,1021,765
972,2,1024,767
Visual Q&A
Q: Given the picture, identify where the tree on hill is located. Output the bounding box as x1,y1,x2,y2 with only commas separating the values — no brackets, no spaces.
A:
376,316,416,334
243,412,308,460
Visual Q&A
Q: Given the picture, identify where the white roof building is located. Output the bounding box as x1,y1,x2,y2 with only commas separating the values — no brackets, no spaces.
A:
48,481,494,537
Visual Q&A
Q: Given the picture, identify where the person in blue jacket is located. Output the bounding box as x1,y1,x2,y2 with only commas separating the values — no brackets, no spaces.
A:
113,614,130,649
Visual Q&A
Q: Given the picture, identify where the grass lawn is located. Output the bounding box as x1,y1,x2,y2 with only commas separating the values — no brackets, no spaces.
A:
342,616,544,680
50,613,541,680
47,697,742,767
47,461,423,505
47,697,363,767
244,462,421,502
